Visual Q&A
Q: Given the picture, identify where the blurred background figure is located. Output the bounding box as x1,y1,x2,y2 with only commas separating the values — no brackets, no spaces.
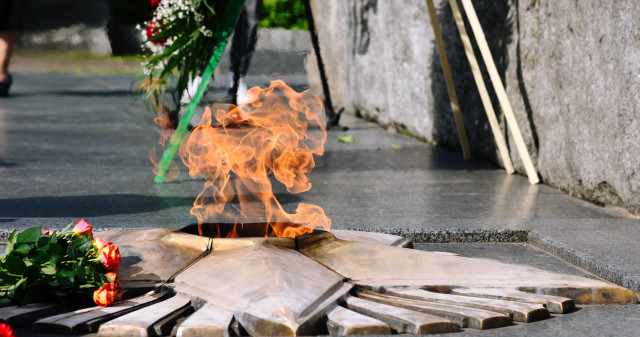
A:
181,0,263,106
227,0,262,105
0,0,24,96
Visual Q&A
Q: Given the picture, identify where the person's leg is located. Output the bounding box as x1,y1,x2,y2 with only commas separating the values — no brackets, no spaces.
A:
0,0,25,95
228,0,262,104
0,31,17,83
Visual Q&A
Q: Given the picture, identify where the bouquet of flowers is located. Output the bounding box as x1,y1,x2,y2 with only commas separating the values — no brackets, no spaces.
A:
139,0,232,114
0,220,122,308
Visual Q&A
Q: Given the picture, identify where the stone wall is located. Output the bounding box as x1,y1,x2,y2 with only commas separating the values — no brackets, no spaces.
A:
17,0,113,54
306,0,640,215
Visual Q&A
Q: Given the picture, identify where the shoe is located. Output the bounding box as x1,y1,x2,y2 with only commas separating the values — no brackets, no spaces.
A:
226,72,251,105
236,77,248,105
180,75,202,105
0,75,12,97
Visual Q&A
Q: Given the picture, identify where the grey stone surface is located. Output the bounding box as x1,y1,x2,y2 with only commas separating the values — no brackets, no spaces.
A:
306,0,640,215
18,0,112,54
414,243,598,280
218,29,311,75
529,228,640,300
352,228,529,243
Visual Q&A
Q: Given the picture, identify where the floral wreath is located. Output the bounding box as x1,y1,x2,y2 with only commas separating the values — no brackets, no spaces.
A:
138,0,237,119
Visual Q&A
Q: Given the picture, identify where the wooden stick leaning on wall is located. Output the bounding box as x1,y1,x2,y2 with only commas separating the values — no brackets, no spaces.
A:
459,0,539,184
446,0,514,174
425,0,472,160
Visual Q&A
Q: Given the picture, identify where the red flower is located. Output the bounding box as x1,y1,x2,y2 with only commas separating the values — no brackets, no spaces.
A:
146,21,167,46
0,323,16,337
150,0,161,6
105,271,120,288
99,242,121,271
93,283,122,307
92,236,109,251
72,219,93,238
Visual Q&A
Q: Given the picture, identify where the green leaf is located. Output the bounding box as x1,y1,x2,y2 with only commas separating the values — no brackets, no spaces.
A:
73,263,86,279
67,237,92,260
11,243,33,256
4,255,26,274
0,268,18,284
338,134,357,144
41,265,57,275
48,243,64,265
67,244,79,260
17,227,42,244
56,269,75,287
36,236,50,250
34,249,51,265
2,230,17,257
59,221,74,237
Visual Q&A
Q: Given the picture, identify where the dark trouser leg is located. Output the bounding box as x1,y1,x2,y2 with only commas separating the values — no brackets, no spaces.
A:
228,0,262,104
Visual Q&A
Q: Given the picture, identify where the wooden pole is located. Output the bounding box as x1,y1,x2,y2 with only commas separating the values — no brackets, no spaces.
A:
459,0,539,184
425,0,472,160
446,0,514,174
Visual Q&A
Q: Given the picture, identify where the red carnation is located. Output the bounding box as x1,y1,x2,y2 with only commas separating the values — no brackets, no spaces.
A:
146,21,167,46
150,0,161,6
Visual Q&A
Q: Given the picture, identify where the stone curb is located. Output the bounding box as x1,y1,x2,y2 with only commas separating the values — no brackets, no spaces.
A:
338,227,529,244
0,228,528,245
528,230,640,296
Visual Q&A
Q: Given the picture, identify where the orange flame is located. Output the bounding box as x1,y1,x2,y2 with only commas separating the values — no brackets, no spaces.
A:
179,80,331,238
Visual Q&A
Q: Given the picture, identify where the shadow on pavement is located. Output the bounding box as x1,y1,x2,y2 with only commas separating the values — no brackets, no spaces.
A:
0,194,193,217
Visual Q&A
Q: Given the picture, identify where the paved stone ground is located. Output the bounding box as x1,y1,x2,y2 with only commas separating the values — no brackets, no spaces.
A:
0,72,638,336
10,54,140,74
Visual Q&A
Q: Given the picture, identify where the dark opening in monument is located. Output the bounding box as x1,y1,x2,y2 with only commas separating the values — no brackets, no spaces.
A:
180,222,318,238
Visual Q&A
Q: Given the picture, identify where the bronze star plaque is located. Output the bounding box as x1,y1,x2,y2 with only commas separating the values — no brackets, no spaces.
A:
1,227,636,336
